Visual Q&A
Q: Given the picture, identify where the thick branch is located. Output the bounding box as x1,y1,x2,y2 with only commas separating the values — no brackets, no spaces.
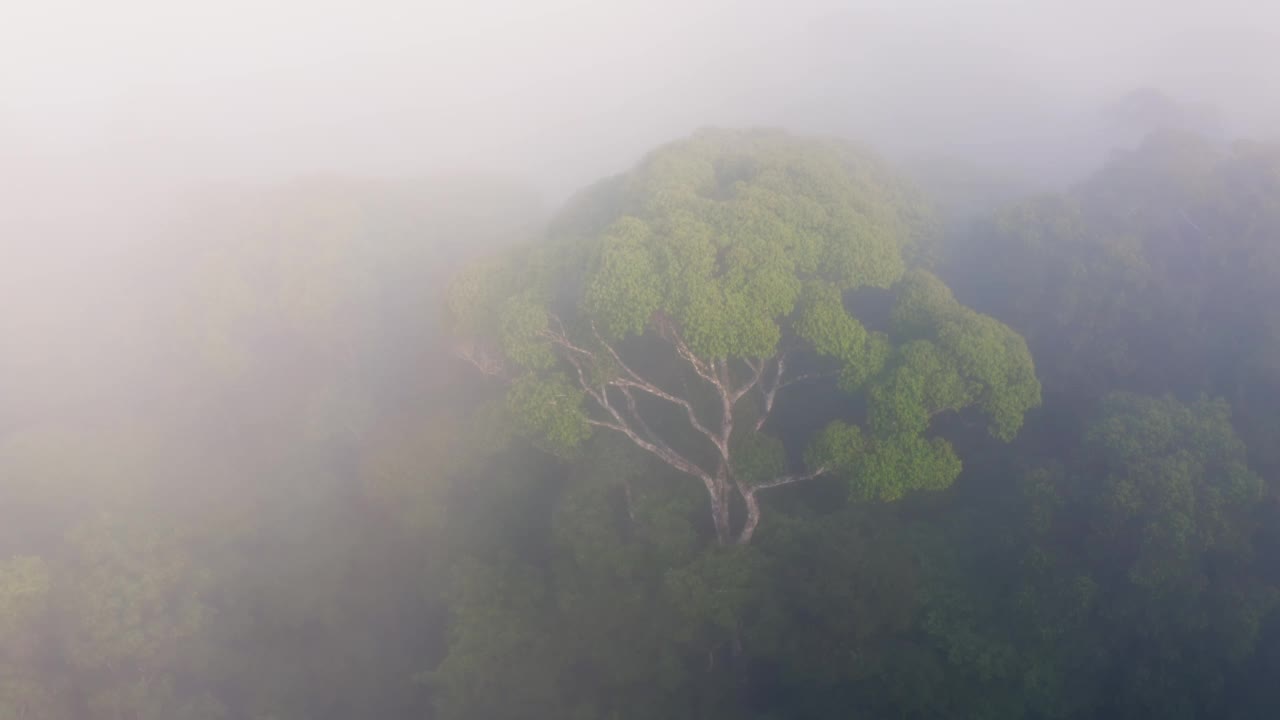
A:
536,314,733,534
736,465,829,544
452,339,507,379
501,311,816,545
730,357,767,404
587,321,726,457
780,370,838,390
585,418,627,433
663,321,720,388
611,378,725,457
546,318,720,451
613,384,669,453
650,316,764,436
542,318,596,358
714,358,732,391
659,332,737,462
752,354,837,431
754,355,786,431
561,349,605,407
588,382,715,486
752,466,829,492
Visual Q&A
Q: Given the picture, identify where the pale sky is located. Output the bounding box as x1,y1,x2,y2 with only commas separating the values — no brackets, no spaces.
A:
5,0,1277,196
2,0,1278,430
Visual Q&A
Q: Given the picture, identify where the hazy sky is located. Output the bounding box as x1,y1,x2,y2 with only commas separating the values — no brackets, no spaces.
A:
5,0,1278,200
3,0,1279,431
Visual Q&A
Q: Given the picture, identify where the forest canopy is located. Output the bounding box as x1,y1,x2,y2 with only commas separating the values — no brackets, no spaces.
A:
2,126,1279,719
445,129,1041,544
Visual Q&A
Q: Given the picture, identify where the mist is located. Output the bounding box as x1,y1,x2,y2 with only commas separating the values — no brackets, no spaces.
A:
7,0,1277,416
4,2,1280,718
6,1,1279,196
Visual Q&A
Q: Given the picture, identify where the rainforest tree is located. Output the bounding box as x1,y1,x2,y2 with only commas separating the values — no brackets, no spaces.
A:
956,131,1280,468
446,129,1041,544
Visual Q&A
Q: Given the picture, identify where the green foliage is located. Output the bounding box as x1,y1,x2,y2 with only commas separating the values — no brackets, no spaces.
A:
445,129,947,445
665,545,770,635
1077,393,1275,715
908,390,1277,720
804,420,866,475
431,561,565,720
1086,393,1265,591
498,293,555,369
888,270,1041,440
0,556,48,637
584,217,665,338
732,432,787,488
447,129,1039,528
868,340,964,436
61,515,210,677
507,372,591,455
854,434,962,501
794,280,888,390
804,418,961,501
19,123,1280,720
740,508,924,716
0,556,58,718
958,132,1280,474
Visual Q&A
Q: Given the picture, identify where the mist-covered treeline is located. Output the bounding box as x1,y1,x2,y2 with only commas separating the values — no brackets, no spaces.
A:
3,110,1280,720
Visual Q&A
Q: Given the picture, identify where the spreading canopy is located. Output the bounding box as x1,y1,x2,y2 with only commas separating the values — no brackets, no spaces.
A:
447,128,1041,543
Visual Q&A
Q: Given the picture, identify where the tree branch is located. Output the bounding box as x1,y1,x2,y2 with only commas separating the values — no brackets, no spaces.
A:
480,310,803,545
452,338,508,380
714,359,732,392
662,320,720,388
752,355,838,431
576,361,716,488
611,378,725,457
730,357,767,404
585,321,727,458
754,354,786,431
752,466,829,492
585,418,627,433
779,370,837,389
613,384,668,453
736,465,829,544
542,317,596,358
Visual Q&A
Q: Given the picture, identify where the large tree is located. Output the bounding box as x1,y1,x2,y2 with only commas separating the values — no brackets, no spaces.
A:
446,129,1041,544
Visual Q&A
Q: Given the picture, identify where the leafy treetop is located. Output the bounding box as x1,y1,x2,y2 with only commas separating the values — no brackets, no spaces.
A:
447,128,1040,544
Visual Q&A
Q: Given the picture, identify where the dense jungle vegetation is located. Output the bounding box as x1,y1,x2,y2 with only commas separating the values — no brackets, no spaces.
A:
3,123,1280,719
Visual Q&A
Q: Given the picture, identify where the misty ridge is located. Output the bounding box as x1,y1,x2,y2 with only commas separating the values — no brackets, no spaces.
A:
4,2,1280,718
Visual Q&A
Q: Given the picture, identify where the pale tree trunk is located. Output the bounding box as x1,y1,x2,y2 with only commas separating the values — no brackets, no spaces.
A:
710,473,733,546
519,314,829,545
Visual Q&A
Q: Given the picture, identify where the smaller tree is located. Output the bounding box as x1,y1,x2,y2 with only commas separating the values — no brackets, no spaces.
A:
1077,393,1275,717
914,392,1277,719
0,555,70,719
447,129,1041,544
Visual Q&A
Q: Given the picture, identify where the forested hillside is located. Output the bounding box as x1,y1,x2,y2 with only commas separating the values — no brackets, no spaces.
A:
3,127,1279,719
